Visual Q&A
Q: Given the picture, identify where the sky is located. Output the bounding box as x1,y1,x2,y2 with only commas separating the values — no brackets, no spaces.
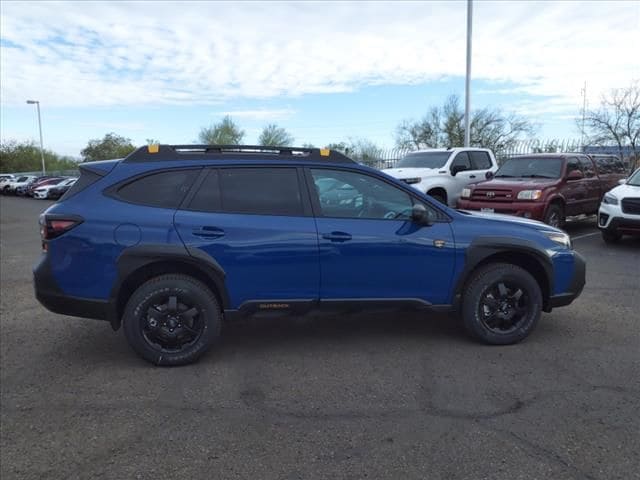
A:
1,0,639,158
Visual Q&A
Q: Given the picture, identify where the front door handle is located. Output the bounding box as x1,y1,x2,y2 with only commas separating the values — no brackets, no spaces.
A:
322,231,352,242
192,226,225,239
469,174,476,179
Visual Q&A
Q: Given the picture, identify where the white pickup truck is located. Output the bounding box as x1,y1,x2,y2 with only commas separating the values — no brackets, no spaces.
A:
383,148,498,206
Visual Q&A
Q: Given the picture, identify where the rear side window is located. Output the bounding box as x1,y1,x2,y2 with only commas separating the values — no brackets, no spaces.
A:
469,151,492,170
220,168,303,216
187,169,221,212
117,169,199,208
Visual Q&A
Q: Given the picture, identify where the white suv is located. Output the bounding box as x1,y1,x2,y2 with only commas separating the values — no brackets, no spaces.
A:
383,148,498,206
598,168,640,243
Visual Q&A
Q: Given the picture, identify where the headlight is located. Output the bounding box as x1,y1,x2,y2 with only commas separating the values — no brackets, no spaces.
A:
602,193,619,205
461,188,471,198
402,177,422,185
545,231,572,249
517,190,543,200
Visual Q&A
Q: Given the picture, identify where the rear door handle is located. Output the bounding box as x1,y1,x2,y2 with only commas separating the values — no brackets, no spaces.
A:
322,231,352,242
192,226,225,238
469,175,476,179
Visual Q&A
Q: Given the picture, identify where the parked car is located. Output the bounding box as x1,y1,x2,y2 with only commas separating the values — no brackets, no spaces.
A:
383,148,498,206
34,145,585,366
46,178,78,200
33,178,76,199
456,154,627,228
2,175,37,195
598,168,640,242
23,176,64,197
0,174,15,184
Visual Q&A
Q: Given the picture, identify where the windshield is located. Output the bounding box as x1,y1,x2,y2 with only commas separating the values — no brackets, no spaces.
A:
627,169,640,186
495,157,563,179
396,152,450,169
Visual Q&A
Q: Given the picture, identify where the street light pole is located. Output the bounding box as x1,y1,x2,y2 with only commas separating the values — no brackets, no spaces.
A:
26,100,46,175
464,0,473,147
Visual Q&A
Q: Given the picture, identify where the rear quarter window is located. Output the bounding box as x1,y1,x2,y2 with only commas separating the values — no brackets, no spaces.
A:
115,169,199,208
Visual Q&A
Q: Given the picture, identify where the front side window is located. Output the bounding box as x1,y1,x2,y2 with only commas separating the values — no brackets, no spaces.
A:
310,169,413,220
579,157,595,177
469,151,492,170
566,158,582,176
450,152,472,172
219,168,303,216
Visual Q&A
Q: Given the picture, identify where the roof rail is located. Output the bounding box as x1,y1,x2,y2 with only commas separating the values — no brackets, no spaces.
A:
123,144,356,164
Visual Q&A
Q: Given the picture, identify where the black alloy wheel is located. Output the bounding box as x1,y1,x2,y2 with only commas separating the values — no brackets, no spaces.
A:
478,280,531,335
142,294,204,353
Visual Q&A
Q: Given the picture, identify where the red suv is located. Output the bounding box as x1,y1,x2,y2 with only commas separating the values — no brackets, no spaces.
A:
456,154,626,228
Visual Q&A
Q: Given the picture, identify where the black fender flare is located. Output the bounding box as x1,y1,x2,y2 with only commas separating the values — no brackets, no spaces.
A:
110,244,229,328
453,236,554,311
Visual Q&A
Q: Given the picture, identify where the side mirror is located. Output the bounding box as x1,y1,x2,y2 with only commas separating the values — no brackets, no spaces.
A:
451,165,467,176
485,171,494,180
567,170,584,181
412,203,435,225
618,178,627,185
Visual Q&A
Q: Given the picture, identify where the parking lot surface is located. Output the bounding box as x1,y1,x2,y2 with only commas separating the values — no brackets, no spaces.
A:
1,196,639,480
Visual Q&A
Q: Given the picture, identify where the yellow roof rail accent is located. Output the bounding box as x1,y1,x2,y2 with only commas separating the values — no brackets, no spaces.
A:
319,148,330,157
147,144,160,154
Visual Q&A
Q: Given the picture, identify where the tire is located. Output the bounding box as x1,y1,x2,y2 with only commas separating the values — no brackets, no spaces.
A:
461,263,542,345
429,192,447,205
122,274,222,366
544,203,565,228
601,230,622,243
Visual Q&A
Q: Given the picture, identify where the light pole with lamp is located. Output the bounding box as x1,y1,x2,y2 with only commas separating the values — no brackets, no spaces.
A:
26,100,46,175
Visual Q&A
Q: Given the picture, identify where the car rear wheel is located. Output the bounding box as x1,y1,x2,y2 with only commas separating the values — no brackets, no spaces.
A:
429,192,447,205
544,203,565,228
601,230,622,243
122,274,222,366
461,263,542,345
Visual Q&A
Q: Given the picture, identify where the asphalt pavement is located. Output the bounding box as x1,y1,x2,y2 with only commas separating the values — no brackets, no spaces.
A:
1,196,638,480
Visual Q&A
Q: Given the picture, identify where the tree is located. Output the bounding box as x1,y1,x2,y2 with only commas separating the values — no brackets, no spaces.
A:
580,81,640,173
146,138,161,145
1,140,79,173
345,138,382,167
198,116,245,145
258,124,294,146
81,133,136,161
396,94,535,156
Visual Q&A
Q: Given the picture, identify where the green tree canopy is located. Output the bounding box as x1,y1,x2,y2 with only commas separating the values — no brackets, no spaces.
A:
258,124,294,147
198,116,245,145
395,94,535,156
81,133,136,161
0,140,79,173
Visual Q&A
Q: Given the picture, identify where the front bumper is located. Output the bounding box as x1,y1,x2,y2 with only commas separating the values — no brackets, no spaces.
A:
456,199,546,221
548,251,586,309
33,253,114,322
598,203,640,235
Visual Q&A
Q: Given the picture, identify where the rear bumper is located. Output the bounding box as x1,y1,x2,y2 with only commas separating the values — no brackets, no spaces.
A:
548,251,586,309
456,199,546,220
33,254,114,322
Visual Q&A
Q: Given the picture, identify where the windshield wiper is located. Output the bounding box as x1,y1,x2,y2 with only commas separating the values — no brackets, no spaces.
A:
494,174,514,178
520,174,555,179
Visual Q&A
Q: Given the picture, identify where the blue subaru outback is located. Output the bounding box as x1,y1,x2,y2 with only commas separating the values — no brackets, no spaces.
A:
34,145,585,365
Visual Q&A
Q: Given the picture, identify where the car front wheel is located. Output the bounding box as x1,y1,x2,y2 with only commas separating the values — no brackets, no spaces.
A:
122,274,222,366
461,263,542,345
601,230,622,243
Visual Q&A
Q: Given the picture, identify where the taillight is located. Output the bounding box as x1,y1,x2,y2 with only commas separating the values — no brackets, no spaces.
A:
40,215,83,242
